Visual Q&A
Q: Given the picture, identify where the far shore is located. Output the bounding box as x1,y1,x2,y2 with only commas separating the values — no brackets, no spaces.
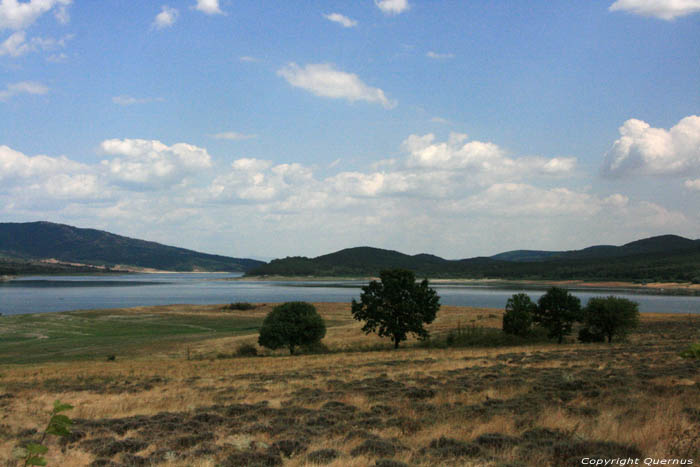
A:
236,275,700,295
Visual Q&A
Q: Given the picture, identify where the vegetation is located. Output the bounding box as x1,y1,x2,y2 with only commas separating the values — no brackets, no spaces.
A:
257,302,326,355
351,269,440,349
502,293,536,337
0,304,697,466
534,287,582,344
246,235,700,282
14,400,73,466
0,221,263,272
224,302,256,310
579,296,640,343
680,342,700,359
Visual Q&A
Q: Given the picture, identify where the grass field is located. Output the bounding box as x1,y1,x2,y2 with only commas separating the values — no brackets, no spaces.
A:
0,303,698,466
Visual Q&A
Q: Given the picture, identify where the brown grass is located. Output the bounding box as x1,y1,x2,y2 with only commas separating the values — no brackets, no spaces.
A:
1,304,698,466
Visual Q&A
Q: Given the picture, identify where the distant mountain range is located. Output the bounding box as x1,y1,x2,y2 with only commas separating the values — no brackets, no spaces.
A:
247,235,700,282
0,222,263,274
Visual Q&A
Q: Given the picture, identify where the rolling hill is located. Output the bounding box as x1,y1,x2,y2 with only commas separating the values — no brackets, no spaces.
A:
247,235,700,282
0,222,263,273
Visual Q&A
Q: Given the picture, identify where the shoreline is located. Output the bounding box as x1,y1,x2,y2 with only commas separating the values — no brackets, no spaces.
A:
237,275,700,295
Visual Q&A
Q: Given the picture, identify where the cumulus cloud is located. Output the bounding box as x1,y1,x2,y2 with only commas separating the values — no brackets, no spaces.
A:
100,138,212,187
194,0,222,15
0,0,72,30
153,5,178,30
209,131,257,141
375,0,410,15
609,0,700,20
278,63,397,109
403,132,577,178
0,144,85,180
602,115,700,177
0,81,48,101
324,12,357,27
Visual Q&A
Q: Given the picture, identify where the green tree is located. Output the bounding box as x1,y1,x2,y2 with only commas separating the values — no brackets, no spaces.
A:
351,269,440,349
502,293,535,337
534,287,582,344
580,296,639,343
257,302,326,355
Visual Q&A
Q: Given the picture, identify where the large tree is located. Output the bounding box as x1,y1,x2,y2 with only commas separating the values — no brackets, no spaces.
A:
351,269,440,349
580,296,639,343
534,287,582,344
258,302,326,355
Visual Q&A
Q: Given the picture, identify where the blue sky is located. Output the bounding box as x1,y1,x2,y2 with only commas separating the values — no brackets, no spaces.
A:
1,0,699,259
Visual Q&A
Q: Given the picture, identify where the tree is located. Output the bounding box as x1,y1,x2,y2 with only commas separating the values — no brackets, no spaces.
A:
502,293,535,337
579,296,639,343
351,269,440,349
534,287,581,344
258,302,326,355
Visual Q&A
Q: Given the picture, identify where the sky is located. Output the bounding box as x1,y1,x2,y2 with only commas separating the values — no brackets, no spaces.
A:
1,0,699,260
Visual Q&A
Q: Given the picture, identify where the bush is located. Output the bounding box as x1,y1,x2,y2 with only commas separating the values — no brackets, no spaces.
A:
577,327,605,343
236,343,258,357
225,302,255,310
258,302,326,355
503,293,535,337
679,342,700,359
580,296,639,343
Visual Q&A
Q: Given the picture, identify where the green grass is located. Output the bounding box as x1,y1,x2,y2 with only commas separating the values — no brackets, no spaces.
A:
0,308,264,364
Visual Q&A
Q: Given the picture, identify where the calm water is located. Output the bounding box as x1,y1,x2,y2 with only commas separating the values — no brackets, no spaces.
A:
1,273,699,316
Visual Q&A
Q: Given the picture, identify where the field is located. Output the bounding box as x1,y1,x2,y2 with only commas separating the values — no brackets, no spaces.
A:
0,303,698,466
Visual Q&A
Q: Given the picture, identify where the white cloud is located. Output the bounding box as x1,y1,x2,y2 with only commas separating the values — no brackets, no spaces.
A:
209,131,257,141
278,62,397,109
100,139,212,187
609,0,700,20
426,51,454,59
685,179,700,191
0,80,48,101
0,144,85,180
239,56,259,63
602,115,700,177
0,30,71,57
324,12,357,27
153,5,178,30
194,0,222,15
112,95,164,106
375,0,410,15
0,0,72,30
402,132,577,178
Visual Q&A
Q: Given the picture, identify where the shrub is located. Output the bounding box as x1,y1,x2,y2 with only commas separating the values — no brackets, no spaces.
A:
14,400,73,466
680,342,700,359
225,302,255,310
258,302,326,355
236,343,258,357
580,296,639,343
577,327,605,343
503,293,535,337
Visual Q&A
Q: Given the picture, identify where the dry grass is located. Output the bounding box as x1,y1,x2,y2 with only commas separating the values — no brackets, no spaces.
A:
1,304,698,466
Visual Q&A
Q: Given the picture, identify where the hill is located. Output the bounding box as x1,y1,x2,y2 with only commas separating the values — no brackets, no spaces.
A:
0,222,263,273
247,235,700,282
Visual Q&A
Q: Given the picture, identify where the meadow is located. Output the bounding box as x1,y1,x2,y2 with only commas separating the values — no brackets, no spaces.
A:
0,303,698,466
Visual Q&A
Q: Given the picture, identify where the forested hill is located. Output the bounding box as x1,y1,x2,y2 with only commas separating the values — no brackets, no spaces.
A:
0,222,264,272
246,235,700,282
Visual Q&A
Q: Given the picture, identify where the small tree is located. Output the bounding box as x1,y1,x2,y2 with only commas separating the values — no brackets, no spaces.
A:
502,293,535,337
534,287,581,344
351,269,440,349
258,302,326,355
580,296,639,343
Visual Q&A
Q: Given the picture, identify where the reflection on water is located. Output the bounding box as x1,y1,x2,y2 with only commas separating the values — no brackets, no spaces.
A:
1,273,698,316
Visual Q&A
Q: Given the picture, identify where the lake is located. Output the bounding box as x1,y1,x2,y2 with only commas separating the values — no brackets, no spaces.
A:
1,273,699,316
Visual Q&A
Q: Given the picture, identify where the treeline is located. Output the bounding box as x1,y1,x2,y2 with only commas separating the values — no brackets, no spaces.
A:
247,246,700,283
